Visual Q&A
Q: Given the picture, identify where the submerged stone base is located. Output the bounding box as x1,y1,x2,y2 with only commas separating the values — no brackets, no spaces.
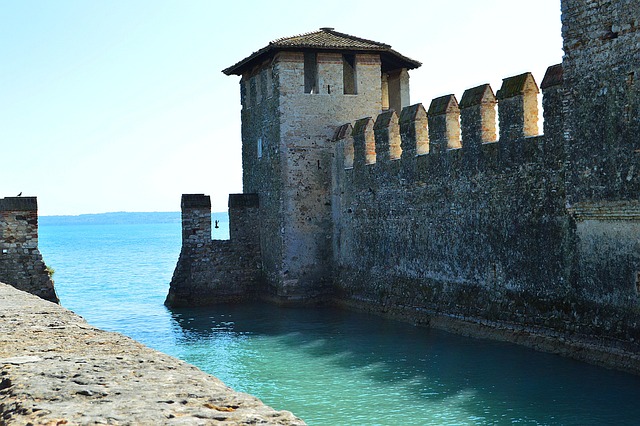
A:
0,283,305,425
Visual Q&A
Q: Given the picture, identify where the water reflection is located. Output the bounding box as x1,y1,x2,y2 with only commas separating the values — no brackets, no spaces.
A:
168,303,640,425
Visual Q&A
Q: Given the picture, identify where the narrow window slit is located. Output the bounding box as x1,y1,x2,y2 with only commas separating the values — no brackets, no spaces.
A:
304,52,318,94
343,54,357,95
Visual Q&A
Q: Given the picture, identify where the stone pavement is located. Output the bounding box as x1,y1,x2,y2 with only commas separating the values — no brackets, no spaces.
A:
0,283,305,425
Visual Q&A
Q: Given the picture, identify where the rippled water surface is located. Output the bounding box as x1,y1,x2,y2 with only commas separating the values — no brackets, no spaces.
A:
39,219,640,425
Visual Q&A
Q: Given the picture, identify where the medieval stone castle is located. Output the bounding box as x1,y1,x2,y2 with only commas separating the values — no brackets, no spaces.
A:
166,1,639,370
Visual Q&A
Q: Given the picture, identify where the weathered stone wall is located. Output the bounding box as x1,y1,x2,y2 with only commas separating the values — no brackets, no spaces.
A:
241,60,284,300
276,52,385,300
331,37,640,353
0,196,57,303
562,0,640,205
166,194,262,307
560,0,640,323
331,63,632,345
326,0,640,364
0,282,305,425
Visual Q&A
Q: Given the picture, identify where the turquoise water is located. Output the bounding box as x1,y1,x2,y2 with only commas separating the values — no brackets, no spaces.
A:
39,220,640,425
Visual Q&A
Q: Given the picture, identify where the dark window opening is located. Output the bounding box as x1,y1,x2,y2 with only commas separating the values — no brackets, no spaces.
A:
387,71,402,113
304,52,318,94
343,54,357,95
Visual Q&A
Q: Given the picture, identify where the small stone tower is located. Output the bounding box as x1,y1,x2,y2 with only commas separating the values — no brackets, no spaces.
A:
222,28,421,301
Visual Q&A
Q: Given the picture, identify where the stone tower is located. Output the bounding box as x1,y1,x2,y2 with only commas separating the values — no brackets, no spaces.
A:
562,0,639,202
222,28,421,301
561,0,640,310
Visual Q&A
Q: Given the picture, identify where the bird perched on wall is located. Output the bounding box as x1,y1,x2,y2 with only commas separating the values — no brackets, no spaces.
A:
16,192,22,197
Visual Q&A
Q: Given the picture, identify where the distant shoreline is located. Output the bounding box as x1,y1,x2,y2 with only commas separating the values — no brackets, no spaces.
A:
40,211,229,226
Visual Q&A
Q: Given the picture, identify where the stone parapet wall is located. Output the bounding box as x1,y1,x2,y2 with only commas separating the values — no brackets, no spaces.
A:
0,196,57,303
332,128,580,334
0,282,305,425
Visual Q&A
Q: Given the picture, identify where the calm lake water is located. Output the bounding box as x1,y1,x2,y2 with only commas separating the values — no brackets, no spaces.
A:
38,218,640,425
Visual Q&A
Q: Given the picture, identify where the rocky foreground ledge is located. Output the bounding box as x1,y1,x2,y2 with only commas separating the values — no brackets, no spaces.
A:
0,283,305,425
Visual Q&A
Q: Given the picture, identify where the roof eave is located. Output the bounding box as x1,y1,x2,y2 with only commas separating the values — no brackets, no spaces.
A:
223,46,421,76
222,44,275,76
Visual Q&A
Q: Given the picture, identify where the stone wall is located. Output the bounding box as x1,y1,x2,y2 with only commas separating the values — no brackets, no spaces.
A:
560,0,640,325
562,0,640,205
0,196,57,303
331,42,640,351
0,282,305,425
240,59,284,299
333,69,579,330
166,194,262,307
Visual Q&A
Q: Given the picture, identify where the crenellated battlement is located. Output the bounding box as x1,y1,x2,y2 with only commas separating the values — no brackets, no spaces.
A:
399,103,429,157
428,94,461,151
334,70,554,177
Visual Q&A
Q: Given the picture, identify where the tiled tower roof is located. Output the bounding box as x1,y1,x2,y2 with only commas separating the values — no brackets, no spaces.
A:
223,27,421,75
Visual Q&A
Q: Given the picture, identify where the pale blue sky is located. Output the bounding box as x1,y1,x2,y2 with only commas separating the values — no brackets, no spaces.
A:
1,1,563,215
